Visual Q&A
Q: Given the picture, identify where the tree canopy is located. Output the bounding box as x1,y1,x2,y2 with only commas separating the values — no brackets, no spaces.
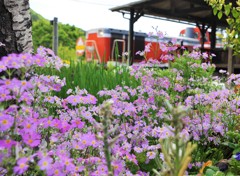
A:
31,10,85,53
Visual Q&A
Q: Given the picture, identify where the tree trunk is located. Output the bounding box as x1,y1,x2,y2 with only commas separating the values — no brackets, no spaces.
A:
0,0,33,58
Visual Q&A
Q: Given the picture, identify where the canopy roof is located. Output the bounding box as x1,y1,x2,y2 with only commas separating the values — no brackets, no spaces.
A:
110,0,236,28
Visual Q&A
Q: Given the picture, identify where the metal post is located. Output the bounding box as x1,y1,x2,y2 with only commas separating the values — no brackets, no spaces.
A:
227,47,233,74
210,21,216,50
196,23,209,53
128,8,134,66
52,17,58,55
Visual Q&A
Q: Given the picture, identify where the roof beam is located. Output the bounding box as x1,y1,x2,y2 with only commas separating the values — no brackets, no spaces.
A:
181,0,209,7
144,6,226,26
176,6,210,14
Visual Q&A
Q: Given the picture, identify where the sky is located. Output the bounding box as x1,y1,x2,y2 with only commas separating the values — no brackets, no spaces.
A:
29,0,194,37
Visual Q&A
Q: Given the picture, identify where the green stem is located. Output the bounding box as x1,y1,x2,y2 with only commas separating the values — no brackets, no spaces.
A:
103,116,113,175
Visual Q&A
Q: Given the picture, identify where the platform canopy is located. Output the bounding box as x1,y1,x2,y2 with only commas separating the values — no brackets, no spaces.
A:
110,0,234,28
110,0,236,67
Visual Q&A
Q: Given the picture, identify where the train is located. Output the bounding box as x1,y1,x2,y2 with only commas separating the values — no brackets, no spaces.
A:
79,27,223,65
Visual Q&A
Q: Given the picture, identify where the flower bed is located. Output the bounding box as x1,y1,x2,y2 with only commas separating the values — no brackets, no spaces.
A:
1,44,240,176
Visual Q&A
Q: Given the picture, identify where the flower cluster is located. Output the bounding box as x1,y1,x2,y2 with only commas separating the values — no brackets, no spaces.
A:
0,45,239,175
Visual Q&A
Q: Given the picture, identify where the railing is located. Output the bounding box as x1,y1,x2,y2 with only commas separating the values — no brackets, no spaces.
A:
85,40,101,62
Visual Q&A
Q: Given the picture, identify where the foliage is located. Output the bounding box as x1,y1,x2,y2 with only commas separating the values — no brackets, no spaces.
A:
30,10,85,60
58,44,78,64
205,0,240,55
35,60,140,100
153,100,197,176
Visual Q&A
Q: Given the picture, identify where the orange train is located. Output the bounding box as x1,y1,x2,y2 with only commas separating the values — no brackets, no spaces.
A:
83,27,222,64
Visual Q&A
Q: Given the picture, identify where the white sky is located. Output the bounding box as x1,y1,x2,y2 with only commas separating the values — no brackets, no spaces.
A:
29,0,194,37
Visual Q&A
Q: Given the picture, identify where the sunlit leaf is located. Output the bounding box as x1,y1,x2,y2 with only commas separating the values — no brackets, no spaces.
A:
218,11,223,19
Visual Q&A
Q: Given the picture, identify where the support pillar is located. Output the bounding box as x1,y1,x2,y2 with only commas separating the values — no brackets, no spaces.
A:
50,17,58,55
128,8,134,66
196,22,209,53
127,9,143,65
227,47,233,74
210,21,216,50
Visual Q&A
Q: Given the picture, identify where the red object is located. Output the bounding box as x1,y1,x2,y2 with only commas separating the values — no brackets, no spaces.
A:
84,27,219,64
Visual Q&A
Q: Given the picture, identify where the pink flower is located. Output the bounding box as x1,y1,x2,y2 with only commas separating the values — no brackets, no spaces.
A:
22,133,41,147
87,133,98,147
95,164,108,175
60,121,72,133
13,157,29,175
0,63,7,72
42,116,54,128
62,157,75,172
147,151,156,159
0,87,12,102
202,52,209,59
21,119,38,133
72,118,85,129
18,92,34,105
0,113,14,132
38,156,53,170
0,139,16,149
85,94,97,104
112,160,125,175
51,119,62,129
33,54,47,67
6,56,22,69
134,146,143,153
46,161,65,176
79,134,91,149
65,95,80,106
159,43,168,52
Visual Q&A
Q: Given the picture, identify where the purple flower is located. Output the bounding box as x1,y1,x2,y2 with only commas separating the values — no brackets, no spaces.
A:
85,94,97,104
18,92,34,105
202,52,209,59
147,151,156,159
0,63,7,72
233,152,240,161
46,161,65,176
0,139,16,149
62,157,75,172
157,31,164,38
22,133,41,147
65,95,80,106
0,114,14,132
13,157,29,175
0,87,12,102
38,157,53,170
33,54,47,67
159,43,168,52
72,119,85,129
112,160,125,175
134,146,143,153
21,119,38,133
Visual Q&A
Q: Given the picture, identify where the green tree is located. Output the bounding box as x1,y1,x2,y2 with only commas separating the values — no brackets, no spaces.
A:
205,0,240,55
30,10,85,60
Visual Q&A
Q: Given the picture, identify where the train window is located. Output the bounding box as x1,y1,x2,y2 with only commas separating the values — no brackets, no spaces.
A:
98,29,104,37
179,33,185,37
193,32,199,39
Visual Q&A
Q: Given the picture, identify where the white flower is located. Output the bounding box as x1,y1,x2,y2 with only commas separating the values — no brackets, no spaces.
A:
219,69,227,73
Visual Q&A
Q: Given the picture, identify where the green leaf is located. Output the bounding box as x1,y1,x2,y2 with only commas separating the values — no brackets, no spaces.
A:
213,8,218,16
222,142,237,149
218,11,223,19
205,168,216,176
214,171,225,176
226,172,235,176
232,8,239,18
224,4,231,16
